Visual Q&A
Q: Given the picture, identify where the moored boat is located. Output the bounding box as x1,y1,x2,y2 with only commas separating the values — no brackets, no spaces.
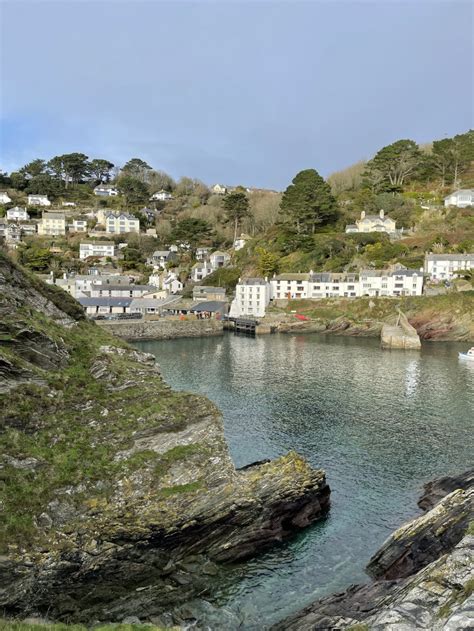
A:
459,347,474,361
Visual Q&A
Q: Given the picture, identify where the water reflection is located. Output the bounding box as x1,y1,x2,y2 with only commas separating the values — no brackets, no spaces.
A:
135,334,474,628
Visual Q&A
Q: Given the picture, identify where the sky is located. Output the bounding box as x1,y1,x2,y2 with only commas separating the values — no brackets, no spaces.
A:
0,0,473,190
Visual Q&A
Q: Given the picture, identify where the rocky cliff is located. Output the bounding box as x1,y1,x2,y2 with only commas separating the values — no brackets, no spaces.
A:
0,250,330,625
273,471,473,630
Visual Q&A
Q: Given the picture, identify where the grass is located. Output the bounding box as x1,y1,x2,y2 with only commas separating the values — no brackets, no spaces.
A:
0,621,173,631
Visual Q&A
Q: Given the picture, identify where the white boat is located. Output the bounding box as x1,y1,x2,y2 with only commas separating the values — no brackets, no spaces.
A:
459,347,474,361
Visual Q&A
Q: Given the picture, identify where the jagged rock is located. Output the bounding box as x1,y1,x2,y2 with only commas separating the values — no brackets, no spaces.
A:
366,488,473,580
418,469,474,511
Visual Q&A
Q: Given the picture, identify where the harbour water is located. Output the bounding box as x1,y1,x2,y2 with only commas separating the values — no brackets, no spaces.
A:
134,333,474,628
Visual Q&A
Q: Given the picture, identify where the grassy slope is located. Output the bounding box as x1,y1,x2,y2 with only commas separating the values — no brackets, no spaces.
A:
0,622,171,631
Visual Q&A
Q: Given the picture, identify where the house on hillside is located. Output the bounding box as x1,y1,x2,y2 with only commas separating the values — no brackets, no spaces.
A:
78,297,132,315
90,283,154,298
94,185,119,197
444,189,474,208
6,206,29,221
360,269,423,296
38,212,66,236
79,242,115,260
162,273,183,294
211,184,227,195
105,212,140,234
70,218,88,232
196,247,210,261
28,194,51,207
270,273,310,300
150,190,173,201
0,192,12,204
345,209,398,235
209,250,231,269
191,261,213,282
150,250,177,269
233,234,250,251
424,253,474,281
193,286,226,302
230,278,271,318
307,272,360,299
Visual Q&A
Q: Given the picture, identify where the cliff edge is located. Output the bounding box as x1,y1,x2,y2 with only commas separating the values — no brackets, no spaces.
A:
0,249,330,624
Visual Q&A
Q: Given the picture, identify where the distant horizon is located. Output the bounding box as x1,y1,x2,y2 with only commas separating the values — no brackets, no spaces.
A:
1,1,472,189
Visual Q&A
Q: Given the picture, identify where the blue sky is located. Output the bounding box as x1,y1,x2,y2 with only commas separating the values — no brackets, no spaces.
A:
0,0,472,189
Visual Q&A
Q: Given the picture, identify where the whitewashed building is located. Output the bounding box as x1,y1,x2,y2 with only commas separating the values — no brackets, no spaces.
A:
150,189,173,201
6,206,29,221
191,261,213,282
94,185,119,197
151,250,177,269
234,233,250,251
38,212,66,235
70,218,88,232
90,283,155,298
79,241,115,260
424,253,474,281
28,194,51,206
162,272,183,294
307,272,361,299
270,273,310,300
359,269,423,297
211,184,227,195
345,210,398,235
105,212,140,234
444,189,474,208
0,192,12,204
196,247,210,261
209,250,231,269
230,277,271,318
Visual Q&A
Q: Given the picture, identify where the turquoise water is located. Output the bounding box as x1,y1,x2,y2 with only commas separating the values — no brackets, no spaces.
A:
134,334,474,628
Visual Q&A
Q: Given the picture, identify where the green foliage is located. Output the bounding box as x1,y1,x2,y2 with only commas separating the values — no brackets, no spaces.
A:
223,191,251,241
26,174,63,197
116,175,149,205
89,158,114,183
200,266,241,291
19,159,46,178
280,169,338,234
256,247,279,276
122,158,152,181
363,241,410,267
121,246,145,270
0,619,169,630
170,218,213,253
9,171,28,190
364,139,421,192
17,244,53,271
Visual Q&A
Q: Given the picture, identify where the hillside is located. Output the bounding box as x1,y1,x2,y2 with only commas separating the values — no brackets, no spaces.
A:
0,250,329,625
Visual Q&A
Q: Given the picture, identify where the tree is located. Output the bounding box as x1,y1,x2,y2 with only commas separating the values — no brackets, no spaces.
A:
148,170,176,192
89,159,114,183
256,247,279,276
19,159,46,179
223,191,251,241
117,175,149,205
61,153,89,186
9,172,27,190
122,158,152,182
26,173,63,197
364,140,421,192
280,169,338,233
18,245,53,271
170,218,212,254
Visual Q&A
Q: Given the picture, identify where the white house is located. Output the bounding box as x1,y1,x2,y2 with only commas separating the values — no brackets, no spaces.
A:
62,201,76,207
211,184,227,195
78,297,132,315
151,250,176,269
6,206,29,221
94,185,119,197
307,272,361,299
270,273,310,300
359,269,423,297
105,212,140,234
196,247,210,261
345,210,398,235
444,189,474,208
90,283,155,298
0,192,12,204
230,277,271,318
79,241,115,260
18,222,37,237
424,253,474,281
70,218,88,232
150,190,173,201
37,212,66,236
191,261,213,282
162,272,183,294
233,234,250,251
209,250,231,269
28,194,51,207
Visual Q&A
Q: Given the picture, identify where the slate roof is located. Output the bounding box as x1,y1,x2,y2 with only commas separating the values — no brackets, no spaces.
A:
191,301,228,313
425,253,474,261
78,297,133,307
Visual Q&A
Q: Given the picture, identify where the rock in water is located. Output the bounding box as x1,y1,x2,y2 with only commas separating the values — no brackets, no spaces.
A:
0,250,330,623
418,469,474,511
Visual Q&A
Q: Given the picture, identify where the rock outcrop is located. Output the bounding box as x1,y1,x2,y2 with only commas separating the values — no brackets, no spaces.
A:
0,249,330,624
273,470,474,630
380,311,421,350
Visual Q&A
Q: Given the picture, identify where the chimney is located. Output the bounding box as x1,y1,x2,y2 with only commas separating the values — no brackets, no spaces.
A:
380,209,385,219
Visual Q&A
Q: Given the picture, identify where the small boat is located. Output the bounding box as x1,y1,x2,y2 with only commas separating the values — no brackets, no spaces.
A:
459,347,474,361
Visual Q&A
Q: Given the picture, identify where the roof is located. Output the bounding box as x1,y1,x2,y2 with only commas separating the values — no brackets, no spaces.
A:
425,253,474,261
210,250,229,257
130,298,168,309
152,250,171,257
445,189,474,197
94,184,117,190
193,286,226,294
192,261,212,269
309,273,358,283
191,301,228,313
78,297,133,307
28,194,48,198
80,241,114,247
42,212,65,219
273,273,310,281
239,278,267,285
91,284,155,291
361,269,421,277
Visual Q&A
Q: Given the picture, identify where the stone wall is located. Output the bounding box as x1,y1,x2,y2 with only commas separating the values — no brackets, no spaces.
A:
96,318,224,341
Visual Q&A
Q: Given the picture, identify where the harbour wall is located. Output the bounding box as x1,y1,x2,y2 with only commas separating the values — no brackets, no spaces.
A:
96,318,224,341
